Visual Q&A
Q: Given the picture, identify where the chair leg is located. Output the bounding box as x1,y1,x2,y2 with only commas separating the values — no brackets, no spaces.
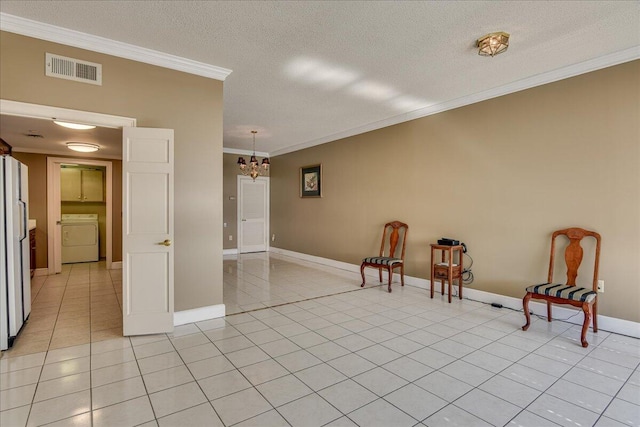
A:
400,265,404,286
387,266,392,293
448,281,452,303
360,264,366,288
580,302,592,348
522,293,532,331
546,301,552,322
379,267,383,283
593,300,598,333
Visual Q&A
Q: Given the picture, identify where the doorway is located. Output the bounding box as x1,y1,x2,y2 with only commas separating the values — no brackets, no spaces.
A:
47,157,114,274
0,100,137,353
1,100,134,273
237,176,270,253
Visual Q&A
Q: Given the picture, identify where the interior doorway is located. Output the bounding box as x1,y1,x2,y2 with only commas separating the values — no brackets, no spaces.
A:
237,176,270,253
47,157,114,274
0,99,135,273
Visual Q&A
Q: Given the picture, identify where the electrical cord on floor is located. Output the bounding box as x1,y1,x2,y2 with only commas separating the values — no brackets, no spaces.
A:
462,252,474,285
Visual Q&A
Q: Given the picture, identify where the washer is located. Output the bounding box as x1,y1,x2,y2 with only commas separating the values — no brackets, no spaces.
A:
61,214,99,263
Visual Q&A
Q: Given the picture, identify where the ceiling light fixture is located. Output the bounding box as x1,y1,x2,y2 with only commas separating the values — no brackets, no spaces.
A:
66,142,99,153
477,32,510,57
54,120,96,130
237,130,269,180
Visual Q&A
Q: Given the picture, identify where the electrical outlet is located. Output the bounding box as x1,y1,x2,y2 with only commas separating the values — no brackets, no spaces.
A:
228,235,233,241
271,234,275,242
597,280,604,293
223,222,227,228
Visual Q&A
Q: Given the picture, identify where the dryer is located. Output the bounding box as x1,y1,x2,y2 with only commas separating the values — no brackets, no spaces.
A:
61,214,99,263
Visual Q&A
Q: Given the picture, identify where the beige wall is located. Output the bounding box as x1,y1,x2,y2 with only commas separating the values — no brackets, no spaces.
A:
13,152,122,266
2,32,224,311
271,60,640,323
223,154,239,250
222,153,272,250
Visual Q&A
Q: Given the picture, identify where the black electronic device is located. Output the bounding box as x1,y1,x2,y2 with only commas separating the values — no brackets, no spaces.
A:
438,238,460,246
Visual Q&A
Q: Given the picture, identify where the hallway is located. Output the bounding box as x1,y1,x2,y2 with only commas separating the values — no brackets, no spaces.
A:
7,262,122,357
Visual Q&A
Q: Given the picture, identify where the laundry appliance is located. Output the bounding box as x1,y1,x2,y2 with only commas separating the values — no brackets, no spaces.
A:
61,214,99,263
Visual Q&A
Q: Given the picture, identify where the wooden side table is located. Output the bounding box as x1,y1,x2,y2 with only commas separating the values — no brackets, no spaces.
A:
430,244,464,303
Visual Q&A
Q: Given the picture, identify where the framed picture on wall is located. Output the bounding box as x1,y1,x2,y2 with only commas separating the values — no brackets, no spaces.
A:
300,164,322,198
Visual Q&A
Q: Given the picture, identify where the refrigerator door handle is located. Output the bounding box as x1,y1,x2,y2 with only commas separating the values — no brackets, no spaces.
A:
18,200,27,241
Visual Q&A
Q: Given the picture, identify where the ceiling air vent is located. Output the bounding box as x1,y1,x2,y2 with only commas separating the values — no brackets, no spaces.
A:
45,53,102,86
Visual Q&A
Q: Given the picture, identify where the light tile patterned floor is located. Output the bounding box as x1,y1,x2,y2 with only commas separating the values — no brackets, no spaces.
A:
1,253,639,426
5,262,122,357
223,253,363,315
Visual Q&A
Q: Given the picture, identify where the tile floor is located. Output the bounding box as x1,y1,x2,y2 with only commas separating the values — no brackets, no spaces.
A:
1,253,639,427
5,262,123,357
223,253,362,315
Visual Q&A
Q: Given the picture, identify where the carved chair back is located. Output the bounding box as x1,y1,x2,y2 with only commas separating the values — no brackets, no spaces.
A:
379,221,409,260
548,227,601,291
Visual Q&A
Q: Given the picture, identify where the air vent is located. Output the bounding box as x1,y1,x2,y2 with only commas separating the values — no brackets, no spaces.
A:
45,53,102,86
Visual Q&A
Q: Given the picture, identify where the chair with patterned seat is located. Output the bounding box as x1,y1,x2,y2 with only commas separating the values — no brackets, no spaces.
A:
522,227,601,347
360,221,408,293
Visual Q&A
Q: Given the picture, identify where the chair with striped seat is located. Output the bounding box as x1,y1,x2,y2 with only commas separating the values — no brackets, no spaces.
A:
522,227,601,347
360,221,408,293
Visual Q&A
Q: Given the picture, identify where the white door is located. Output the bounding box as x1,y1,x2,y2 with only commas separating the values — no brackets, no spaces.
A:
122,127,174,335
238,176,269,253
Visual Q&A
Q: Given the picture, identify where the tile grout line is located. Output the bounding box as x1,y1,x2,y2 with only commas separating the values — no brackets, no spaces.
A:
89,266,94,427
4,256,640,427
23,268,71,426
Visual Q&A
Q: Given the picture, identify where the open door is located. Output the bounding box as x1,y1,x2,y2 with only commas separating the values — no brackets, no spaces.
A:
122,127,174,335
238,176,269,253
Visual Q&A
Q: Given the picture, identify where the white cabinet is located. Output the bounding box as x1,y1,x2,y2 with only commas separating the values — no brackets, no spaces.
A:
61,168,104,202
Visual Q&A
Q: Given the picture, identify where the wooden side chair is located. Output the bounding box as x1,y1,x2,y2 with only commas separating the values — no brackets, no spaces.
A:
522,227,601,347
360,221,408,293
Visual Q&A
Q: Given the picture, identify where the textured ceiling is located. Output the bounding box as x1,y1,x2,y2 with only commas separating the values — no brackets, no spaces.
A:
1,1,639,156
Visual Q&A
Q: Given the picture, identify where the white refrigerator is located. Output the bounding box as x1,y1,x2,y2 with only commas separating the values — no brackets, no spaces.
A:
1,156,31,351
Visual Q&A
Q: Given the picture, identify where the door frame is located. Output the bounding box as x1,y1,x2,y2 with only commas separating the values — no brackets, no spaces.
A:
47,157,113,273
237,175,270,253
0,100,136,273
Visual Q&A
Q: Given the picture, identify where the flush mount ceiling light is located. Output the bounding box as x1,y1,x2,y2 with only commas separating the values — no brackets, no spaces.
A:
54,120,96,130
66,142,99,152
237,130,269,180
477,32,510,57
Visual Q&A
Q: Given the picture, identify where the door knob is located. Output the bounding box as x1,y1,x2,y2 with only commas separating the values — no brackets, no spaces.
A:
158,239,172,246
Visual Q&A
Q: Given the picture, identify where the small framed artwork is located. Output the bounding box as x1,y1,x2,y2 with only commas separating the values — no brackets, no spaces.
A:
300,164,322,198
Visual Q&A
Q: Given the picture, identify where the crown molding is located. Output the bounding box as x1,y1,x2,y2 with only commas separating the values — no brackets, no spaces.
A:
271,46,640,157
0,13,232,81
223,147,270,157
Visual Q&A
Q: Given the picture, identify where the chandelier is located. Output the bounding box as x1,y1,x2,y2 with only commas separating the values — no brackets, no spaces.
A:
237,130,269,180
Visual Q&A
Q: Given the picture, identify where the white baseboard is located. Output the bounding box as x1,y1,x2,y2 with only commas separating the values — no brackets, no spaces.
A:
269,247,362,273
110,261,122,270
174,304,226,326
223,249,238,255
461,287,640,338
34,268,49,277
268,248,640,339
